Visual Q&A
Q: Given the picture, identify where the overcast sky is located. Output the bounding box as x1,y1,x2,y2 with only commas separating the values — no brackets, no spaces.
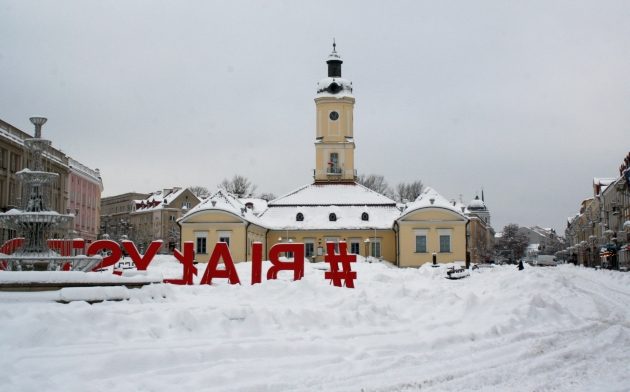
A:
1,0,629,234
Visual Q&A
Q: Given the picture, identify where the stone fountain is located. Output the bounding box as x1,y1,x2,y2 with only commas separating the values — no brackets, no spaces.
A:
0,117,101,271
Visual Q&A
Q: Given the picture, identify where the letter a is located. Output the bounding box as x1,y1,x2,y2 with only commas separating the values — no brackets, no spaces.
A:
200,242,241,285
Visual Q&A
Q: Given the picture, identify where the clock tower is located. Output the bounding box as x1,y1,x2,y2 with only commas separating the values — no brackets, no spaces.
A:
314,42,356,183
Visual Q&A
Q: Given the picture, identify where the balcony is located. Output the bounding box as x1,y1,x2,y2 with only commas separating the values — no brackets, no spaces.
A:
326,167,342,176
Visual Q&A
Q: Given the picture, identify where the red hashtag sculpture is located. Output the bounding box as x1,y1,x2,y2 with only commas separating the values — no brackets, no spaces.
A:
324,242,357,288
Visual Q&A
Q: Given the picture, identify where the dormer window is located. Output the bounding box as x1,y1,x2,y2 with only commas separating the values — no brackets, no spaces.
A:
296,212,304,221
329,213,337,222
361,212,369,221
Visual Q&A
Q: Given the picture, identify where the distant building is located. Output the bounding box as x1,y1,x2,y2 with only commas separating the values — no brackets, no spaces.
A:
465,195,495,263
518,226,563,263
67,158,104,242
100,191,150,241
129,188,201,252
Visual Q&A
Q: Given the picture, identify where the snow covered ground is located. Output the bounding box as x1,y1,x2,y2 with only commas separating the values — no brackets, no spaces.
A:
1,257,629,392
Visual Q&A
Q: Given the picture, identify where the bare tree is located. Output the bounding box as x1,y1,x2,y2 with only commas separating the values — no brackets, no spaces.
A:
357,174,392,197
259,192,277,202
188,186,210,199
394,180,424,202
219,175,257,198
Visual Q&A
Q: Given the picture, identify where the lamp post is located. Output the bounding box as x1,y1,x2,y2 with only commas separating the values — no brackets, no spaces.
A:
373,227,377,259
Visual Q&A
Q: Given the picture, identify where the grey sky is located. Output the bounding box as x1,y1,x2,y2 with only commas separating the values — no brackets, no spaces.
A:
1,0,629,234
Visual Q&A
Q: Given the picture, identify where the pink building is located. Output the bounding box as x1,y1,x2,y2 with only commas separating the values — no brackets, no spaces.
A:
67,157,103,243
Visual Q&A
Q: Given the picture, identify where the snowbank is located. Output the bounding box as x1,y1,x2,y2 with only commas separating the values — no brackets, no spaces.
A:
0,256,628,391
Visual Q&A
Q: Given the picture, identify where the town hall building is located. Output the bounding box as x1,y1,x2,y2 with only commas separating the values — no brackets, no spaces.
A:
179,44,490,267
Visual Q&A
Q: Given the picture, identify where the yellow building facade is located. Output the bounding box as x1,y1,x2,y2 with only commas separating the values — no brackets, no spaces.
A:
180,44,478,267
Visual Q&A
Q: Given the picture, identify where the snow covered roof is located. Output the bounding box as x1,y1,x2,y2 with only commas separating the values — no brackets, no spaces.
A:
238,197,268,216
593,178,616,186
401,187,468,219
133,187,196,213
467,196,486,210
259,205,400,230
326,48,342,62
269,183,397,207
68,157,102,185
181,189,264,226
316,77,354,98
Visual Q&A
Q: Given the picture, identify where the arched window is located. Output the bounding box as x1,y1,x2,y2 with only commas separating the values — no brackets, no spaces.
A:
329,213,337,222
361,212,369,221
296,212,304,221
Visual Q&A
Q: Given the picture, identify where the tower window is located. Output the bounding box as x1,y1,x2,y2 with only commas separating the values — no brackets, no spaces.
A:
328,153,341,174
361,212,369,221
296,212,304,221
329,213,337,222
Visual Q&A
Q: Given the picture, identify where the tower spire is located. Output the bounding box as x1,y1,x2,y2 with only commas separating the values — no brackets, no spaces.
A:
332,38,336,53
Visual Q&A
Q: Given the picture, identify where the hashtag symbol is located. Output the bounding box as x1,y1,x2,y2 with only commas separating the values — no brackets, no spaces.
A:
324,242,357,288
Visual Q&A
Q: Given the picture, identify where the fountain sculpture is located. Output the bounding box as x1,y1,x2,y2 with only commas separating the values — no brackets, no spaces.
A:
0,117,101,271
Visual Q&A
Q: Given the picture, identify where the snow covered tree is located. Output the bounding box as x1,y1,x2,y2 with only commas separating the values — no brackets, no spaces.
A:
188,186,210,199
394,180,424,202
357,174,392,197
219,175,257,198
496,224,529,263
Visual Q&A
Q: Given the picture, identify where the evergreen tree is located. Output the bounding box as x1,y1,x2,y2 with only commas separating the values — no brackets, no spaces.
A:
497,224,529,263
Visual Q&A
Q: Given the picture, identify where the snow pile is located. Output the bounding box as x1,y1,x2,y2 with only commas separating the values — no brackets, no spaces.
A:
0,258,629,391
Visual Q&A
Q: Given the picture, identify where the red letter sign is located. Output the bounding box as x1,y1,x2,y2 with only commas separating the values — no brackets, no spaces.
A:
122,240,162,270
267,243,304,281
87,240,122,271
200,242,241,285
164,242,197,285
251,242,263,285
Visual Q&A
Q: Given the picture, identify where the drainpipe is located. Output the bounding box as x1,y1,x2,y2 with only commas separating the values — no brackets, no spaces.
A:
393,222,400,267
465,219,470,269
245,221,250,261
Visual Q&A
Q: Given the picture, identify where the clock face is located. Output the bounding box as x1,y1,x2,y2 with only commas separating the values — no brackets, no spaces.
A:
329,111,339,121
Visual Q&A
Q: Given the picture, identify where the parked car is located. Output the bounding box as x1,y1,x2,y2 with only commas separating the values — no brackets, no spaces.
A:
533,255,557,267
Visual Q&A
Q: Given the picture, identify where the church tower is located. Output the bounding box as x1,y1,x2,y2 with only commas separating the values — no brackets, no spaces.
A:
314,41,356,183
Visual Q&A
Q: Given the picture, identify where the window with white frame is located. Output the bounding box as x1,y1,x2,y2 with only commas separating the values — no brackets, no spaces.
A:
304,238,315,258
195,231,207,254
218,231,231,247
371,239,382,258
414,229,428,253
438,229,452,253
